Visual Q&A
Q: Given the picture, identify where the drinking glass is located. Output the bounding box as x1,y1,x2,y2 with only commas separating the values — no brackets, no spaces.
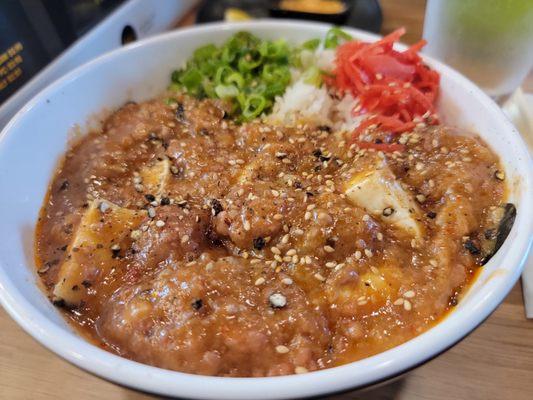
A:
423,0,533,102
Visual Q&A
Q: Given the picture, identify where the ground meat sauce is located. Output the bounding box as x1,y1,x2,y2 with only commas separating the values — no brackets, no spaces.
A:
35,94,506,377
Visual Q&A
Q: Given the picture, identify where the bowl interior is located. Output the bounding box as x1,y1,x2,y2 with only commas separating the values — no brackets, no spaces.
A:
0,21,531,400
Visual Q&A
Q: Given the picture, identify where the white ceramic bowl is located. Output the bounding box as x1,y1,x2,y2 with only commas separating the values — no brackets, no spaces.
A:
0,21,531,400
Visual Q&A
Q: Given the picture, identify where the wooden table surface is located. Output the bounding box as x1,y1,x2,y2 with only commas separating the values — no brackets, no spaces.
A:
2,1,532,399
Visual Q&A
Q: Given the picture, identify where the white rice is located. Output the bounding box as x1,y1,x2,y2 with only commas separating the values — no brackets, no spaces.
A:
269,79,334,127
268,48,364,133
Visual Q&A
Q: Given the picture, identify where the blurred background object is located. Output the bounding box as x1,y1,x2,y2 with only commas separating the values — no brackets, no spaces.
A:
0,0,199,128
194,0,383,32
423,0,533,103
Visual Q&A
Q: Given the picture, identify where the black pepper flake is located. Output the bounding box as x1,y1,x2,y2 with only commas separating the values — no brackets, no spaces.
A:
325,238,336,248
375,138,383,144
59,180,69,191
111,248,121,258
449,290,460,306
145,194,156,202
59,245,68,251
71,285,79,291
426,211,437,219
191,299,203,310
176,102,185,121
484,229,496,240
81,280,92,288
312,149,322,158
253,237,266,250
382,207,395,217
199,128,210,136
464,240,480,255
52,298,66,308
317,125,332,133
293,181,302,189
306,191,314,197
211,199,223,216
160,197,170,206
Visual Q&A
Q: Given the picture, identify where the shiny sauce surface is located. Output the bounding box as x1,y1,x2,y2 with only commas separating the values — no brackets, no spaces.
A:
36,95,505,376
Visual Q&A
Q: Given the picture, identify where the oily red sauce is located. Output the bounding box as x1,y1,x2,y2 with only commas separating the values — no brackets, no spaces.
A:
35,94,505,376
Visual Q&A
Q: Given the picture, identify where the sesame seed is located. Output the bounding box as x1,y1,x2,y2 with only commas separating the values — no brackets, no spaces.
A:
147,207,156,218
304,211,312,220
250,259,262,265
271,189,280,197
325,262,337,268
274,255,283,262
281,278,293,285
155,220,165,227
255,277,266,286
393,298,404,306
130,230,142,240
364,249,373,258
306,204,316,211
181,235,189,244
281,234,290,244
323,245,335,253
206,262,214,271
276,345,290,354
269,293,287,308
110,244,120,251
271,246,281,255
377,232,383,241
370,266,379,274
273,214,283,220
99,201,110,213
295,366,308,374
430,259,438,267
283,256,292,262
314,273,326,281
243,220,251,231
362,214,370,222
403,290,415,298
38,265,50,274
416,194,426,203
293,228,304,235
403,300,412,311
355,251,362,260
286,249,297,256
415,162,424,171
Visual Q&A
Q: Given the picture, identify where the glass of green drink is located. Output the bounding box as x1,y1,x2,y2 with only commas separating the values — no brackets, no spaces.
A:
423,0,533,102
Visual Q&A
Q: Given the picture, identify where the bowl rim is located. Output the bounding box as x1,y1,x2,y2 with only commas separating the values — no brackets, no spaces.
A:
0,19,532,400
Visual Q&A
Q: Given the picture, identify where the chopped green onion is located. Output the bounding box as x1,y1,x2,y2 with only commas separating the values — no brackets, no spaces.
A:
324,27,352,49
170,31,295,122
302,66,322,87
215,84,239,99
302,38,321,51
241,94,266,121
